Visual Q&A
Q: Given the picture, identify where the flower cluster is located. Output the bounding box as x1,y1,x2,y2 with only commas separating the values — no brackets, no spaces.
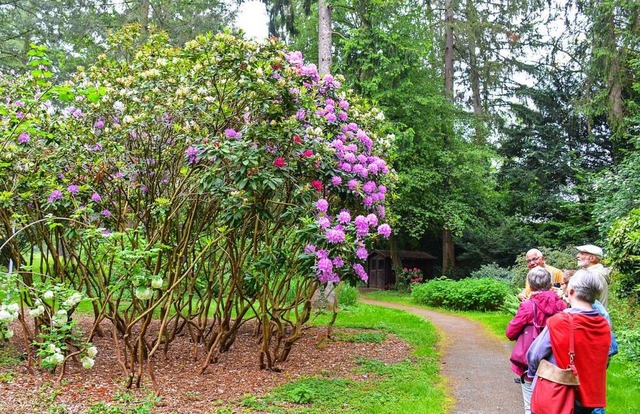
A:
0,303,20,341
395,267,424,292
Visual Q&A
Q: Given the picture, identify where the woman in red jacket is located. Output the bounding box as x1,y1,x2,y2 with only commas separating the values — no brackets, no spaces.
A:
506,266,567,414
527,269,611,413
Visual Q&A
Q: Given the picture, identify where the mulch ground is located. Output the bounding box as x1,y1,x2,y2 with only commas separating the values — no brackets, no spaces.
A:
0,316,412,413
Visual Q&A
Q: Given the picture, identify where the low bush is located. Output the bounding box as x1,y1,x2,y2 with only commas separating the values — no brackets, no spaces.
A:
470,263,516,284
338,283,359,307
411,277,510,311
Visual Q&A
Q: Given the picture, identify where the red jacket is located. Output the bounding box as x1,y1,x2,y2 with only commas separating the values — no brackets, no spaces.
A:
548,312,611,407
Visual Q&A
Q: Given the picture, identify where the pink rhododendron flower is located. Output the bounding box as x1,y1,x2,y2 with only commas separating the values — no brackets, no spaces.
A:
331,176,342,186
91,193,102,202
67,185,79,195
366,214,379,227
302,149,314,158
333,257,344,268
273,157,286,168
102,209,111,217
311,180,323,192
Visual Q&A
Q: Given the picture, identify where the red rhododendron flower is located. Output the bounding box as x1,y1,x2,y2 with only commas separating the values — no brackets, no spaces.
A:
273,157,286,168
311,180,323,191
292,135,302,144
302,149,314,158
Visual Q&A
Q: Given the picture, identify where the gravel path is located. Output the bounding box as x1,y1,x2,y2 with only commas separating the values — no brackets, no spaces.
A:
360,298,523,414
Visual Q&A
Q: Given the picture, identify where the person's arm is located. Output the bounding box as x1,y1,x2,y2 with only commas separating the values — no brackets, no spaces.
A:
505,301,532,340
526,326,552,378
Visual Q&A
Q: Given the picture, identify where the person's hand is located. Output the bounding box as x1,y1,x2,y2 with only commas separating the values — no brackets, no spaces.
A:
517,291,526,302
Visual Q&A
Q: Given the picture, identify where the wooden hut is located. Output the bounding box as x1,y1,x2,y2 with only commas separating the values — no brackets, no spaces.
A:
366,250,436,289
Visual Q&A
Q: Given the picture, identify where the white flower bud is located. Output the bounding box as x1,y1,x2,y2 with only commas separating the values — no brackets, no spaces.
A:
44,290,54,300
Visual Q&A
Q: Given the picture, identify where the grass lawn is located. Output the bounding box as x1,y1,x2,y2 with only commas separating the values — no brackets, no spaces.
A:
247,303,450,413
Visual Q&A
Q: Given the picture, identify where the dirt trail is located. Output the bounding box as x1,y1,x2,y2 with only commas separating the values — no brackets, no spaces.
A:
360,298,523,414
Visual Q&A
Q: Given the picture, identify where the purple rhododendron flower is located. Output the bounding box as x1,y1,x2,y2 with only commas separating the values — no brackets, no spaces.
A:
225,128,241,139
338,211,351,224
366,214,379,228
353,263,368,282
102,209,111,217
296,109,306,120
47,190,63,203
304,244,316,255
317,257,333,274
67,185,79,195
363,181,377,194
317,216,331,229
94,119,105,129
316,249,329,259
316,198,328,212
325,113,337,123
18,132,30,144
91,192,102,202
91,143,102,152
333,257,344,268
377,224,392,238
337,112,348,121
326,228,346,244
331,176,342,186
355,215,369,237
186,146,199,164
348,179,360,191
338,100,349,110
356,246,368,260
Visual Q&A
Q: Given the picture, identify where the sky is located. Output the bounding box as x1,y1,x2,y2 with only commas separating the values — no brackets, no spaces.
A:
235,1,269,41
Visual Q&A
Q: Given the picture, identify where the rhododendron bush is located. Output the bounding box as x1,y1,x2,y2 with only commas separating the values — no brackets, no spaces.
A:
0,27,393,386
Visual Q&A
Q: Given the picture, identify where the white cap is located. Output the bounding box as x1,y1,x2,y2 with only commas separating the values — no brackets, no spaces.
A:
576,244,603,258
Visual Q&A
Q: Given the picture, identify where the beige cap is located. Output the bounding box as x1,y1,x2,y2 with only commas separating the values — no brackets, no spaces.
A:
576,244,603,258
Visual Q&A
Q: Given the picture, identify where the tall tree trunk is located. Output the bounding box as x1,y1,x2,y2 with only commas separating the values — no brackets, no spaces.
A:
139,0,150,38
444,0,454,102
318,0,332,76
465,0,486,145
442,0,456,273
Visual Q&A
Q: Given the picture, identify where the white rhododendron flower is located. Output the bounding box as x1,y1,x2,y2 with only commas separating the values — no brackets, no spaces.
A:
62,292,83,308
86,346,98,357
135,287,153,300
52,310,68,327
43,290,54,300
0,310,12,323
81,356,95,369
29,305,45,318
151,277,163,289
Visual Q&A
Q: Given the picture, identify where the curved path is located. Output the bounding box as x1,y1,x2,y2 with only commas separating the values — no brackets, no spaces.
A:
360,298,523,414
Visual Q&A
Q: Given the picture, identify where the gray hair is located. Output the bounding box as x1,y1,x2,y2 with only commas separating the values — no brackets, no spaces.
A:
528,267,551,291
527,248,543,257
567,269,603,304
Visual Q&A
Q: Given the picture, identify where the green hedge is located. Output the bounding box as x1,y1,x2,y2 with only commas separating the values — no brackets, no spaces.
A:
411,277,510,311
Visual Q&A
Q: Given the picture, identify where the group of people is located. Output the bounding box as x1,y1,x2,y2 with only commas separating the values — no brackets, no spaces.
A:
506,245,616,414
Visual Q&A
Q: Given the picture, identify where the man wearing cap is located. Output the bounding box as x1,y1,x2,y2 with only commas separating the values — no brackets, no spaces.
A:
577,244,611,308
517,248,564,301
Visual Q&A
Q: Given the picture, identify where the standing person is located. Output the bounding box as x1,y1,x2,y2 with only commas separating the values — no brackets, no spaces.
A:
517,249,563,301
576,244,611,308
506,267,567,414
560,269,618,414
527,270,611,414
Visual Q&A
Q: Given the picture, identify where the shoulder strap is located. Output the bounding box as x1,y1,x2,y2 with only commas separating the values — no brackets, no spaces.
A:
531,301,540,329
567,313,578,376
